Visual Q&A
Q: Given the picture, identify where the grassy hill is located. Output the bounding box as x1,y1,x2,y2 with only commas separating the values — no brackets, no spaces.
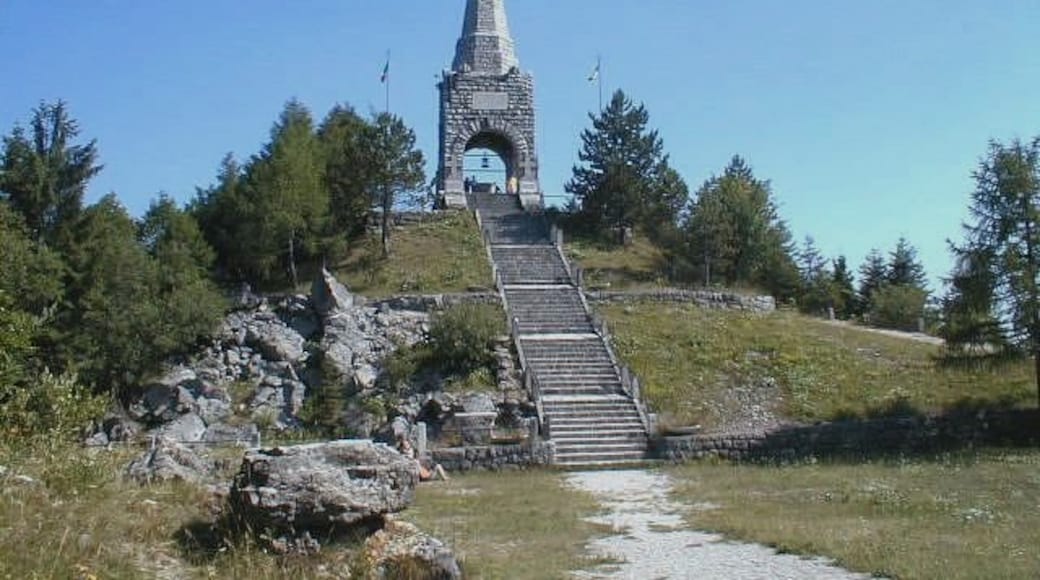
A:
334,211,492,297
564,231,671,290
600,303,1034,430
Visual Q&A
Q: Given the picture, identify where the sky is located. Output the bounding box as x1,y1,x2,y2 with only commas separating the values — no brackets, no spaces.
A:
2,0,1039,291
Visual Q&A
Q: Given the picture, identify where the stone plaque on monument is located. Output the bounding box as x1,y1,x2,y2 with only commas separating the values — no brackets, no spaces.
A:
472,92,509,110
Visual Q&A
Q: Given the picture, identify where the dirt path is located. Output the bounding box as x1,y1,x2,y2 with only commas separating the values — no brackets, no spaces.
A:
567,470,873,580
823,319,944,346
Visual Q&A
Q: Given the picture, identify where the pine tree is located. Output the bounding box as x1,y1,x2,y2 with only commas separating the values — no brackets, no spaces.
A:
888,236,928,289
245,100,329,287
366,113,425,257
0,101,102,245
941,244,1005,353
830,256,857,319
319,104,373,240
683,155,798,298
955,136,1040,402
566,90,686,243
857,249,888,316
797,236,831,315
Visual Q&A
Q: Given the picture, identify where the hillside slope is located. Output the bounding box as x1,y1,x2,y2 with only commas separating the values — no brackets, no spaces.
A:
600,304,1034,431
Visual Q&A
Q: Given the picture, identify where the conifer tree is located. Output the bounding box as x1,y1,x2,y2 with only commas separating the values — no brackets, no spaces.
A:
0,101,102,245
830,256,857,319
954,136,1040,401
365,113,425,257
683,156,798,299
887,236,928,289
857,249,888,315
566,90,687,242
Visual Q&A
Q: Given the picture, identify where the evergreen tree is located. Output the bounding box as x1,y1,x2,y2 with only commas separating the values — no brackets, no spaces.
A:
857,249,888,315
191,153,251,278
245,99,329,287
566,90,686,242
941,244,1005,353
888,236,928,288
319,104,373,239
830,256,857,319
955,136,1040,401
0,202,65,316
797,236,831,315
58,195,164,392
0,101,102,244
139,195,225,355
683,156,798,298
366,112,425,257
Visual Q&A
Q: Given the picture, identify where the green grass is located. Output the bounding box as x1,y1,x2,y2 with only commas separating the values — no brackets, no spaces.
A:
0,439,603,579
335,211,492,297
565,231,671,290
600,303,1034,428
405,470,608,579
669,450,1040,579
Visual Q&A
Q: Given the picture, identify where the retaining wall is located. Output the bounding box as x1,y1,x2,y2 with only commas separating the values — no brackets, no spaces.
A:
585,289,775,313
430,441,554,472
655,410,1040,462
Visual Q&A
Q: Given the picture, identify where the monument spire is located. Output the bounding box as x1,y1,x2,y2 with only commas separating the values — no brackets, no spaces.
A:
453,0,519,76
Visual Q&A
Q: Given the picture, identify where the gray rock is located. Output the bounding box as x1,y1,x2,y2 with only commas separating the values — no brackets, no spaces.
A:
245,313,307,364
203,423,259,446
196,395,232,425
228,440,420,549
125,439,212,484
361,519,462,580
128,366,200,424
460,392,497,414
312,267,355,318
154,413,207,443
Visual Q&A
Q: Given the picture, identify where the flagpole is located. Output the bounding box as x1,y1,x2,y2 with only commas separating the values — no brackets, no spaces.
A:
597,55,603,113
385,50,391,114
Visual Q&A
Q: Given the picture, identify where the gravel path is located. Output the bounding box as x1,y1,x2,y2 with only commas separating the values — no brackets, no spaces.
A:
567,470,873,580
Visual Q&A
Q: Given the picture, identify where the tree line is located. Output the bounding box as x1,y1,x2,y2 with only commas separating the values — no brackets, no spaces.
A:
0,100,425,436
564,90,930,329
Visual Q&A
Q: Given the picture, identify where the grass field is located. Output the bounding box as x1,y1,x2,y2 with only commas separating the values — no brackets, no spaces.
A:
600,303,1034,428
670,450,1040,579
405,470,608,579
0,440,601,579
334,211,492,297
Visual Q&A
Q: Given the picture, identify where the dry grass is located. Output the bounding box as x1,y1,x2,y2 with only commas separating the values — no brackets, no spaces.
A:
600,304,1034,428
565,231,671,290
669,450,1040,579
404,470,608,579
0,439,603,579
335,211,492,297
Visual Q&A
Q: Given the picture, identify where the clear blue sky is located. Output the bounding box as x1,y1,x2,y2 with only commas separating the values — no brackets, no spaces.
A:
3,1,1039,291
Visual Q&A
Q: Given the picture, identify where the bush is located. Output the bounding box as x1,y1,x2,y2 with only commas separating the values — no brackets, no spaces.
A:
868,284,928,332
0,370,107,441
428,304,504,374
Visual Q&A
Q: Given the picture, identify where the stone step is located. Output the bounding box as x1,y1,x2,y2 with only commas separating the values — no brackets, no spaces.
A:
554,449,649,465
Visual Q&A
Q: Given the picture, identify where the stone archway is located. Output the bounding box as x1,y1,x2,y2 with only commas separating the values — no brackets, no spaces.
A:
449,118,532,193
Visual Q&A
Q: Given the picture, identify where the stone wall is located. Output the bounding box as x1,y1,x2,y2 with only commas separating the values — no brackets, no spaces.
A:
430,441,554,472
654,410,1040,462
371,292,501,313
585,289,776,313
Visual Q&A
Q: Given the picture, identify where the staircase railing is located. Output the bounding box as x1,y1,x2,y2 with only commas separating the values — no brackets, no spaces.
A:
512,315,549,438
590,312,657,436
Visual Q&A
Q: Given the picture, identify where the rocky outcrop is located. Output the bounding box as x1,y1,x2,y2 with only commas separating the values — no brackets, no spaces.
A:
227,440,420,552
360,519,462,579
125,439,213,485
312,267,356,317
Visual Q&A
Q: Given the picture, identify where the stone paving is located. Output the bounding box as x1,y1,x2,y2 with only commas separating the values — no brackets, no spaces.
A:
567,470,875,580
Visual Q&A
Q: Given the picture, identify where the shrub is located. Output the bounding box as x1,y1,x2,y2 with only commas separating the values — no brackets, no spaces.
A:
868,284,928,332
0,370,107,441
428,304,504,374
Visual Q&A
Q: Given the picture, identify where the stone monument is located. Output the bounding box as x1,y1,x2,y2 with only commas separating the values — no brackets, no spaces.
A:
437,0,543,210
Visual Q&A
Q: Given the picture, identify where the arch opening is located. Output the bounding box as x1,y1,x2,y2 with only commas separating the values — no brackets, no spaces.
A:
461,131,516,194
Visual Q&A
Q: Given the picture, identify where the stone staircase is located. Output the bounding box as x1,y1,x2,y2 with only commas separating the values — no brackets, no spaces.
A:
471,192,650,467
